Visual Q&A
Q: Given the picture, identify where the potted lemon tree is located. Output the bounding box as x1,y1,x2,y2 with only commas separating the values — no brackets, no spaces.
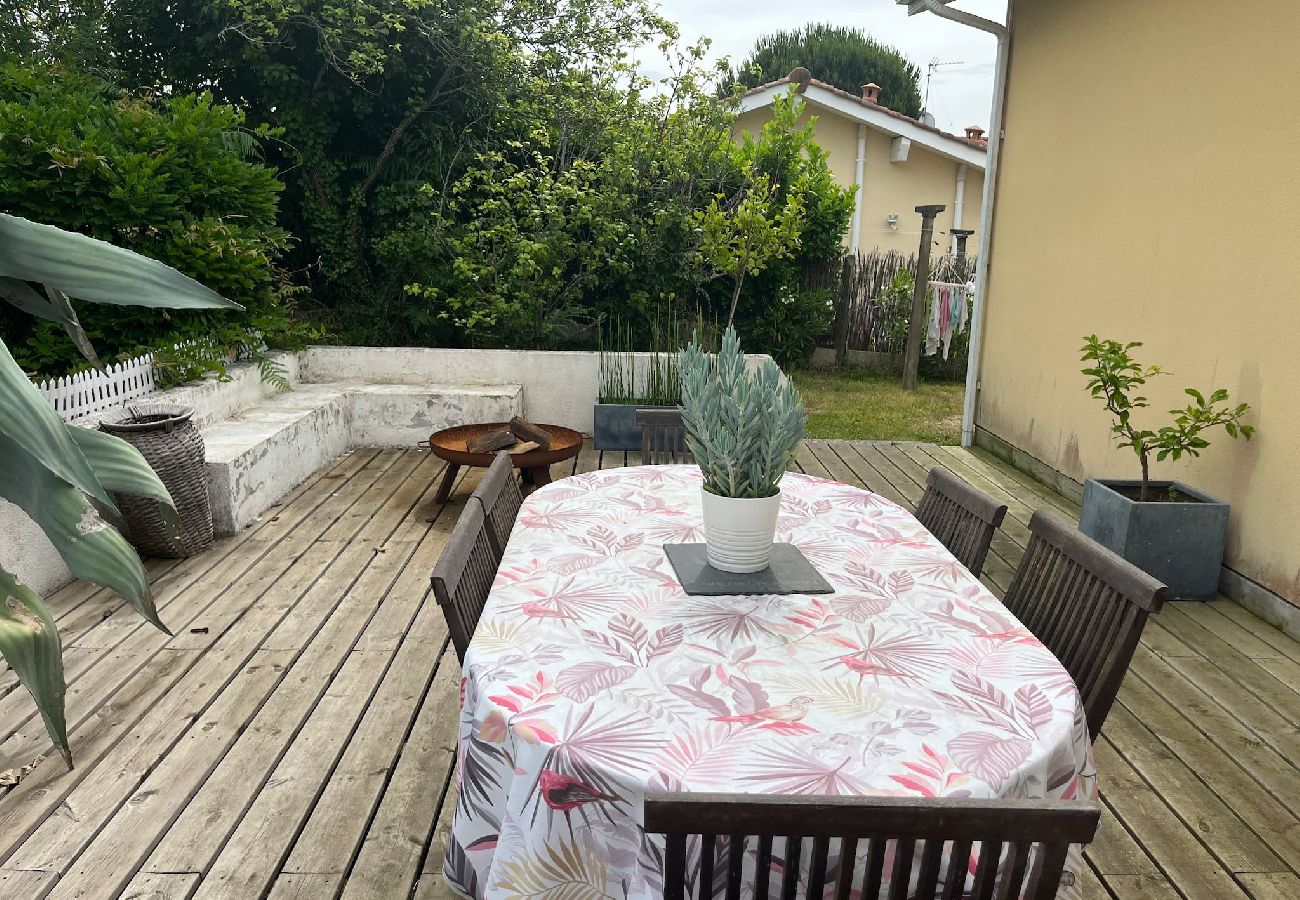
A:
679,327,805,573
1078,336,1254,598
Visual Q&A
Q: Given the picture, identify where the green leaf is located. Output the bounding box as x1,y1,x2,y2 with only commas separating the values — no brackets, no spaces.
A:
69,428,181,536
0,567,70,768
0,213,243,312
0,428,165,633
0,340,120,517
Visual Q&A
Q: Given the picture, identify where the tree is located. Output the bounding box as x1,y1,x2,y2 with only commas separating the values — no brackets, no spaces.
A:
696,171,805,329
724,23,923,119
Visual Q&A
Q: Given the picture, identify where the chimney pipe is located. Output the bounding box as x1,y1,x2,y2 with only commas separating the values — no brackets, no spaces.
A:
861,83,882,104
964,125,986,142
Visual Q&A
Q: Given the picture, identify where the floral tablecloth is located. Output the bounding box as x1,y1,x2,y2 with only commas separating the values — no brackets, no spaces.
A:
446,466,1096,899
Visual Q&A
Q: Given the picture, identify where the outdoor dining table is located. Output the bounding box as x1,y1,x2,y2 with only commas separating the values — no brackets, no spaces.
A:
445,465,1097,899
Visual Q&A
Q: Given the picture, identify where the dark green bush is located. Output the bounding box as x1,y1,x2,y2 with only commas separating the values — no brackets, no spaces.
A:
0,64,309,377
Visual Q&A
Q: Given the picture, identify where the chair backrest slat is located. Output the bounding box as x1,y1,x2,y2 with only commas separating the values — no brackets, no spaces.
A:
637,408,691,465
470,451,523,558
1003,509,1169,738
915,468,1008,578
646,793,1100,900
430,502,498,662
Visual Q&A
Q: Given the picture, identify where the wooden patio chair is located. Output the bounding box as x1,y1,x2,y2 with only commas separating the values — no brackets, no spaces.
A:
645,792,1101,900
430,501,498,662
914,467,1008,578
470,450,522,558
1004,509,1169,739
636,408,691,465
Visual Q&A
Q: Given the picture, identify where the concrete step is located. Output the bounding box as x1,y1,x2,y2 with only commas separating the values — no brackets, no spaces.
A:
202,383,522,534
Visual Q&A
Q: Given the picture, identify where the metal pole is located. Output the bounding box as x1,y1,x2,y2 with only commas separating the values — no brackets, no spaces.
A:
902,204,945,391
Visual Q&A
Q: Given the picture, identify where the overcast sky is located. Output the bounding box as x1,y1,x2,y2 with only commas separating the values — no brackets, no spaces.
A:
646,0,1007,134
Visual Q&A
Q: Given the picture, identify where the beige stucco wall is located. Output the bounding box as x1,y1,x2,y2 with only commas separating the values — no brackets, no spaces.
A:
978,0,1300,604
734,104,984,256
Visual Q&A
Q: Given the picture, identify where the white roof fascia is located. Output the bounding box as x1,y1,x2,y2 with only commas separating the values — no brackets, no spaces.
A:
737,83,986,169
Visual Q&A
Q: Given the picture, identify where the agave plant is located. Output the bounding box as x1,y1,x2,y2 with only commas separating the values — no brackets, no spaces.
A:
678,327,806,499
0,213,240,767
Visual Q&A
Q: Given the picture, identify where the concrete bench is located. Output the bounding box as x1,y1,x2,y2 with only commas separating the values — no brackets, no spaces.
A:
203,382,522,533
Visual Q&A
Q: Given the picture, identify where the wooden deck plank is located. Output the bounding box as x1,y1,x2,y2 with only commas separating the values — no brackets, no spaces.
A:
0,452,426,876
0,451,384,755
120,507,452,885
1085,795,1163,878
1103,702,1286,874
1207,600,1300,662
339,661,460,899
1099,873,1183,900
1091,738,1253,900
1128,648,1300,817
823,439,910,506
1154,605,1300,724
1238,872,1300,900
793,442,832,478
0,868,59,896
278,618,457,877
110,869,200,899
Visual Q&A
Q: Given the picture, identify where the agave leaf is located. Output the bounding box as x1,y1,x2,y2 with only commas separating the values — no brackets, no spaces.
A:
0,566,70,768
0,339,120,517
0,213,242,311
0,275,60,321
0,278,102,368
70,427,181,537
0,428,165,633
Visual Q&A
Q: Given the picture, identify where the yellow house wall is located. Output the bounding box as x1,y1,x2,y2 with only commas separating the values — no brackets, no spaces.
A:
979,0,1300,603
733,105,984,256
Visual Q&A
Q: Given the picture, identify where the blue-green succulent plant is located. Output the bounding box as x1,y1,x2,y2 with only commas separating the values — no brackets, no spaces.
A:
679,327,806,499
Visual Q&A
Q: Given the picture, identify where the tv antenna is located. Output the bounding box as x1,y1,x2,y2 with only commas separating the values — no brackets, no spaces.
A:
924,57,965,111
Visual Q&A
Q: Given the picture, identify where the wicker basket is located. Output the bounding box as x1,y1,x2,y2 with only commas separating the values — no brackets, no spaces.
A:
99,404,214,558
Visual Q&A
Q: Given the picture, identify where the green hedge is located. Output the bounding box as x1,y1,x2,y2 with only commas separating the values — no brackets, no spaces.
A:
0,64,306,378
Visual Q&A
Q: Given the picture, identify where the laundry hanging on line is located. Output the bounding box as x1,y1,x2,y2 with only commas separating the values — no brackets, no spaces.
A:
923,279,973,360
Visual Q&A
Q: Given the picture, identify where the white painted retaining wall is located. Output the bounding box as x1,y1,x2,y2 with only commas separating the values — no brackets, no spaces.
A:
299,345,775,433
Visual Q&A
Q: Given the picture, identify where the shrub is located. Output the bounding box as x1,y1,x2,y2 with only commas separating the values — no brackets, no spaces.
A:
1080,335,1254,501
0,64,308,377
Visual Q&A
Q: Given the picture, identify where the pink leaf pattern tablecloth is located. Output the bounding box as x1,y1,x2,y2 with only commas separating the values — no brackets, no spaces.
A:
446,466,1096,899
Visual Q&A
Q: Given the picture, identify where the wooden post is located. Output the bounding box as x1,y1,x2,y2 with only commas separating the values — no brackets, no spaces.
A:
833,253,854,366
950,228,975,275
902,204,946,391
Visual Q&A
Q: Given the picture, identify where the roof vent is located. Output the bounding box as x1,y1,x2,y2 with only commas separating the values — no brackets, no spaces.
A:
965,125,987,142
861,83,882,104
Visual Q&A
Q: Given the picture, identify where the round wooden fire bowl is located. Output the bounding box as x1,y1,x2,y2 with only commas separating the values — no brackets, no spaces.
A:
427,422,583,469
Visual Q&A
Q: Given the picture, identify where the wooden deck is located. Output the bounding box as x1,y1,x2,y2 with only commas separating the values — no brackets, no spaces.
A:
0,440,1297,899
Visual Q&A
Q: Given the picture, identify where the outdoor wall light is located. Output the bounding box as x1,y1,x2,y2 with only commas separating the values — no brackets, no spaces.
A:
887,213,900,231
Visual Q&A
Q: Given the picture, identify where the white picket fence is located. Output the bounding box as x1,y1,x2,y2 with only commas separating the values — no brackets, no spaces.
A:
36,352,159,422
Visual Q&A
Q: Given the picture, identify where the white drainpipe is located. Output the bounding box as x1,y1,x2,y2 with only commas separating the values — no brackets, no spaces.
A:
951,162,968,254
904,0,1010,448
849,124,867,251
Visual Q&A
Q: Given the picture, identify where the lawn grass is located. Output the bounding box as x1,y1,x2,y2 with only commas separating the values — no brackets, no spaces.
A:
790,368,965,443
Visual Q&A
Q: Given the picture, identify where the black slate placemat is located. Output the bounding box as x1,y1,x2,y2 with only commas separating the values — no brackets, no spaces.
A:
663,543,834,596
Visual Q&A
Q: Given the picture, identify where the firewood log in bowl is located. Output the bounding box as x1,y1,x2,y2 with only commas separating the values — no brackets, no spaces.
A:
427,422,583,469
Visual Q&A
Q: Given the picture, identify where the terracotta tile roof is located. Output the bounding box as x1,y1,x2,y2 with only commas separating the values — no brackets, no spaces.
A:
742,69,989,152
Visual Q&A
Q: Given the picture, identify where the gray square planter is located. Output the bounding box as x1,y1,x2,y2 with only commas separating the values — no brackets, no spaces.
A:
1079,478,1229,599
593,403,676,451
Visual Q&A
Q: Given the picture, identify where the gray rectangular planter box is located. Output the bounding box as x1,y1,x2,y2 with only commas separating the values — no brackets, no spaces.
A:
1079,478,1229,599
593,403,676,451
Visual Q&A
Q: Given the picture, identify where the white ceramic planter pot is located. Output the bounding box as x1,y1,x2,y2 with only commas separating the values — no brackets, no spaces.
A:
700,488,782,573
